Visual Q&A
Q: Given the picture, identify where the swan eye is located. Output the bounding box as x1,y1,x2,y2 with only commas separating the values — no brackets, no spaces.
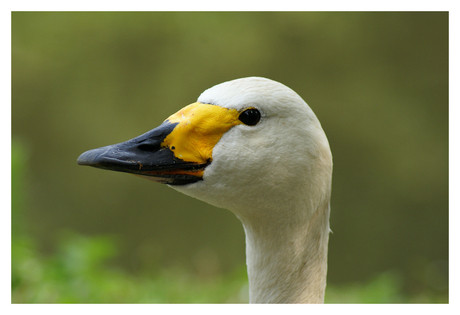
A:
239,108,261,126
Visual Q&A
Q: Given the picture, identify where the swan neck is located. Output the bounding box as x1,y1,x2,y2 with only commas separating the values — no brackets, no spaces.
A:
241,202,330,303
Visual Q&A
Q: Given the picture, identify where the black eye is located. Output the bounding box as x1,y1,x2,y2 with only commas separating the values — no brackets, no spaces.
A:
239,108,261,126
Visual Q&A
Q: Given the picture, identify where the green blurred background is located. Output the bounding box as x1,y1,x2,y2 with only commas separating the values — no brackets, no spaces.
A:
12,12,448,303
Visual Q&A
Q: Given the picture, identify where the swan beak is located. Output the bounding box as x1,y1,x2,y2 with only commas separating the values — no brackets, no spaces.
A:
77,102,241,186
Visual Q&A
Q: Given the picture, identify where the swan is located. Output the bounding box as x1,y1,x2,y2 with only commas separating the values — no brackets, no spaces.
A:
77,77,333,303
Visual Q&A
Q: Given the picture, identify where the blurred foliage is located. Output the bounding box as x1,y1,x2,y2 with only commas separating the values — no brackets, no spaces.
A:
325,270,447,303
12,12,448,303
12,231,249,303
11,229,447,303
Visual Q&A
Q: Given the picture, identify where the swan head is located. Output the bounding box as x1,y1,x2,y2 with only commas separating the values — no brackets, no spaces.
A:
78,77,332,223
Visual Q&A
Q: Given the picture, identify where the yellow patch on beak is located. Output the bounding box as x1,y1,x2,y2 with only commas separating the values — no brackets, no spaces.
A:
161,102,242,164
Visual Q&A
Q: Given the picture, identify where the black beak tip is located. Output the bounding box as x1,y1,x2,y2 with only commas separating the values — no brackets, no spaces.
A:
77,149,101,166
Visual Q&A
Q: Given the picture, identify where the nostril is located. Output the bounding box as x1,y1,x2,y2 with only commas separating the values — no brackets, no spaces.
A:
137,144,160,152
